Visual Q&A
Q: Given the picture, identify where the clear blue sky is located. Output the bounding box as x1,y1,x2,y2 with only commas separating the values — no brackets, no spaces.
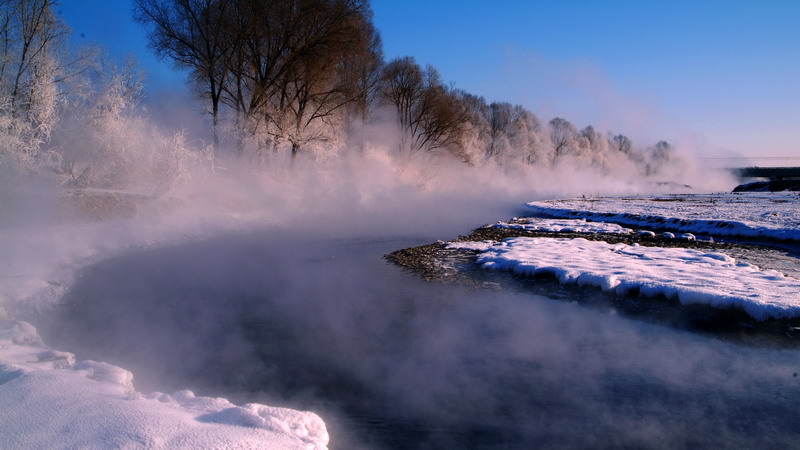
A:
59,0,800,161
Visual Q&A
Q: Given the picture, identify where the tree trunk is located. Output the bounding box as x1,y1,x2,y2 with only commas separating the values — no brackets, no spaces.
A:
235,111,244,156
212,108,219,150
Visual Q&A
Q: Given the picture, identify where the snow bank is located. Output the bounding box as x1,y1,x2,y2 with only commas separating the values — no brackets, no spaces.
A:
0,206,332,448
450,238,800,321
0,320,328,449
526,193,800,241
491,218,633,235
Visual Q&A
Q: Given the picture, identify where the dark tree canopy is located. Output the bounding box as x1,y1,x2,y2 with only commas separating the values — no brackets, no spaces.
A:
134,0,380,156
379,56,469,159
133,0,233,146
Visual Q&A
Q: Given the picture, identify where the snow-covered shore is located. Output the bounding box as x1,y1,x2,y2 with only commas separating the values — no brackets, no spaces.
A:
492,218,634,235
527,193,800,241
451,192,800,321
0,321,327,449
0,211,329,449
449,238,800,321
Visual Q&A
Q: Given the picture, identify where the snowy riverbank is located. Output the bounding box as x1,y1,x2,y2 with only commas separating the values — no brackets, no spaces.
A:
437,193,800,323
0,321,327,449
0,210,329,449
449,237,800,321
390,193,800,326
527,193,800,242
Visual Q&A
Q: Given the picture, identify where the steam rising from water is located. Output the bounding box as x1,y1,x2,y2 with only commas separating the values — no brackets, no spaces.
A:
0,4,771,445
0,101,758,448
33,211,800,449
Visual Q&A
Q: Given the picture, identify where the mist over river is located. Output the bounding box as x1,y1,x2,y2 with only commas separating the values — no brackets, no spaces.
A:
1,0,795,446
32,227,800,449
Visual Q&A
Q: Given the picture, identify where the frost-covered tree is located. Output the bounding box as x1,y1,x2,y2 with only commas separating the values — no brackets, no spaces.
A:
510,106,546,165
0,0,68,169
53,57,208,195
609,133,633,155
54,57,144,187
454,90,490,163
579,126,610,169
548,117,579,164
581,126,604,153
486,102,513,160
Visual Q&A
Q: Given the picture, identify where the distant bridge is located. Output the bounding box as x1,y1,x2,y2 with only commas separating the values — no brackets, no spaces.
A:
732,167,800,180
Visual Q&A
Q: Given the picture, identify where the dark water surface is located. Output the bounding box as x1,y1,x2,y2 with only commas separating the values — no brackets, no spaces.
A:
33,231,800,449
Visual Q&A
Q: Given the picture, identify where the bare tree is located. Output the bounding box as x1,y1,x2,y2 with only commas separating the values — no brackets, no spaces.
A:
136,0,379,160
219,0,379,159
133,0,233,149
379,56,468,160
268,0,379,157
379,57,423,150
339,19,383,145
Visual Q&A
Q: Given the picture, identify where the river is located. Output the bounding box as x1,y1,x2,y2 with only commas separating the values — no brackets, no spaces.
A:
32,228,800,449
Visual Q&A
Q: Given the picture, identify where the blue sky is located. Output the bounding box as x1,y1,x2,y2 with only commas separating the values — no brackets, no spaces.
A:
59,0,799,161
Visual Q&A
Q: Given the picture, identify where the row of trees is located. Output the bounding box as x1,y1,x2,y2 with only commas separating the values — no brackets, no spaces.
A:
135,0,677,173
134,0,382,158
0,0,681,195
457,97,674,175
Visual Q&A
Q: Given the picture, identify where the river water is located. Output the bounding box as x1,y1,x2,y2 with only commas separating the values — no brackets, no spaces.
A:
33,229,800,449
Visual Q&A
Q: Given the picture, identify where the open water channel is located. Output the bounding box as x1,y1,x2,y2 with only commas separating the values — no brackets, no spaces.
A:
32,228,800,449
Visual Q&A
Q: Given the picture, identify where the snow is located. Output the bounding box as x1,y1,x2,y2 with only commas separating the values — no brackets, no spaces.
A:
491,218,633,235
527,193,800,241
0,320,328,450
448,240,498,252
0,213,329,449
450,237,800,321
